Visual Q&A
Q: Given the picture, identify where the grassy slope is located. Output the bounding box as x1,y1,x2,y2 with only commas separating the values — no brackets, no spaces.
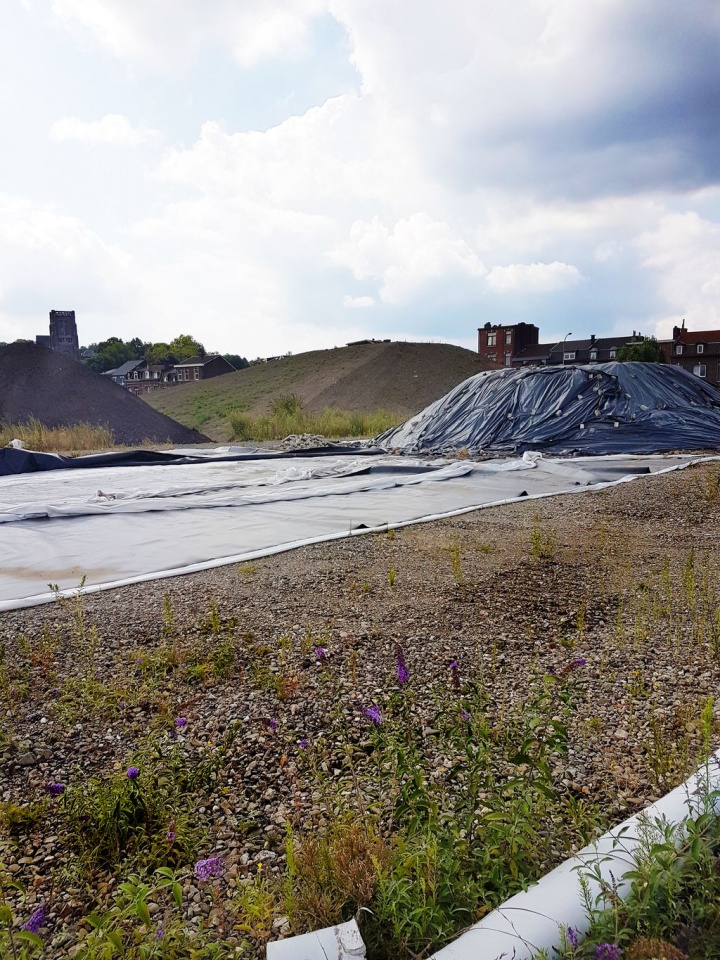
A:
145,341,494,441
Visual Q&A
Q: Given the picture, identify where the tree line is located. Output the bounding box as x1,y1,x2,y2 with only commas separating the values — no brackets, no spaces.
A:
81,335,248,373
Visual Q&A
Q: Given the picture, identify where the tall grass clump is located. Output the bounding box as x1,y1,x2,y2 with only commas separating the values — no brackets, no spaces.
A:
0,417,114,452
538,791,720,958
227,395,400,440
282,662,601,958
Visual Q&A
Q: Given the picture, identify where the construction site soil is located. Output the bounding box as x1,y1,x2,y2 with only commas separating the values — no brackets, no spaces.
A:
0,343,208,446
147,340,497,440
1,459,719,955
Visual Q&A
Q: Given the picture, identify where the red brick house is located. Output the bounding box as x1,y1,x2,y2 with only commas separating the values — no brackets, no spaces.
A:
477,322,540,366
125,361,177,395
173,354,236,383
661,321,720,388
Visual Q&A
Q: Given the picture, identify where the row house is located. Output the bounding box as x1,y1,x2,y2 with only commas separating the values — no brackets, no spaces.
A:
125,361,177,396
662,322,720,388
534,332,646,366
479,321,646,367
106,354,237,395
173,354,236,382
477,322,540,366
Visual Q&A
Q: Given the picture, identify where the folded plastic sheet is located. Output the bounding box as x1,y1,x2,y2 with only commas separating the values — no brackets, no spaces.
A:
0,452,712,611
0,443,379,477
377,362,720,455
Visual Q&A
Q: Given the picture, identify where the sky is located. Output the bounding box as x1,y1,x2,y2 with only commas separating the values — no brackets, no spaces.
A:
2,0,720,358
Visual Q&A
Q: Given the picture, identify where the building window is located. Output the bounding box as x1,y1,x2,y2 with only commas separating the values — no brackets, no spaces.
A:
564,351,576,361
505,352,512,367
589,349,598,361
487,332,497,346
505,330,512,344
693,363,707,378
675,344,683,355
194,368,200,380
697,343,704,354
609,349,616,359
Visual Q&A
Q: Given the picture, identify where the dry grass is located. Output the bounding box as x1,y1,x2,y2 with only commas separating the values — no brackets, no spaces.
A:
227,395,401,440
0,417,115,452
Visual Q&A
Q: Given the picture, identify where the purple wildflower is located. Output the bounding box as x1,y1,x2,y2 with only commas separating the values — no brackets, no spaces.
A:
21,904,47,934
174,717,188,728
460,709,471,722
166,825,177,844
396,648,410,685
298,738,310,750
363,705,382,725
46,782,65,797
118,701,126,708
449,660,461,690
313,645,327,660
155,924,165,941
595,945,622,960
194,857,223,882
567,927,580,950
573,657,587,667
126,766,140,781
262,718,279,732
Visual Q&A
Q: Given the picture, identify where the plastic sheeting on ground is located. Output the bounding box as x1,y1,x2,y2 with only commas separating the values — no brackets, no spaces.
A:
0,443,379,476
0,451,714,611
431,752,720,960
377,362,720,455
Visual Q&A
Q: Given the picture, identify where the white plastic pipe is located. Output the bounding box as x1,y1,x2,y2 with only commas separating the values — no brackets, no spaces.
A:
431,752,720,959
267,918,365,959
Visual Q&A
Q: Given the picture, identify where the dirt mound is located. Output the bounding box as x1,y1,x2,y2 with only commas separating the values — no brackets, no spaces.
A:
300,341,495,412
0,343,208,446
147,340,497,440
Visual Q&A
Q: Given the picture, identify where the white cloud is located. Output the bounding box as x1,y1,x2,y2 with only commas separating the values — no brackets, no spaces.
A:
0,194,136,331
4,0,720,358
331,214,486,304
637,211,720,330
343,295,375,308
485,261,583,294
50,0,327,69
50,113,159,145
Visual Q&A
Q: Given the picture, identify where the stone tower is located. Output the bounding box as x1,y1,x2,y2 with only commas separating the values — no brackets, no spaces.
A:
47,310,80,359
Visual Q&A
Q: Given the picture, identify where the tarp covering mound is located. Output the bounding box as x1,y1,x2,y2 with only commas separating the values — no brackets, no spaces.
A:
376,362,720,455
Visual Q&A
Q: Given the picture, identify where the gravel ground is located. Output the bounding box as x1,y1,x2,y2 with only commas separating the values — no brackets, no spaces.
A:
1,457,719,955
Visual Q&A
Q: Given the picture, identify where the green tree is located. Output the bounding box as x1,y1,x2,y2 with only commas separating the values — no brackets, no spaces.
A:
222,354,248,370
169,334,205,362
86,337,137,373
144,342,177,365
615,337,666,363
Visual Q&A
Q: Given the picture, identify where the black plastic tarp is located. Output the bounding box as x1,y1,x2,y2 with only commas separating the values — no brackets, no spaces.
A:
0,444,382,477
376,362,720,455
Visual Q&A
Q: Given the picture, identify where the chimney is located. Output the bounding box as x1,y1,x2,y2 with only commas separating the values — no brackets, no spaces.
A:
590,334,596,344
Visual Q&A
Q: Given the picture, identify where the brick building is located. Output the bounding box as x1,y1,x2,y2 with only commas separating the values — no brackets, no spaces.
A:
173,354,236,383
477,322,539,366
662,321,720,388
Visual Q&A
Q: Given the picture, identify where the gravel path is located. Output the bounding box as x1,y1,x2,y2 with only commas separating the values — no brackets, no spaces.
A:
1,458,719,955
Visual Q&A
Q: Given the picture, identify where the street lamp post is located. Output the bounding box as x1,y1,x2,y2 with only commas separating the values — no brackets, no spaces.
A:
563,332,573,365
